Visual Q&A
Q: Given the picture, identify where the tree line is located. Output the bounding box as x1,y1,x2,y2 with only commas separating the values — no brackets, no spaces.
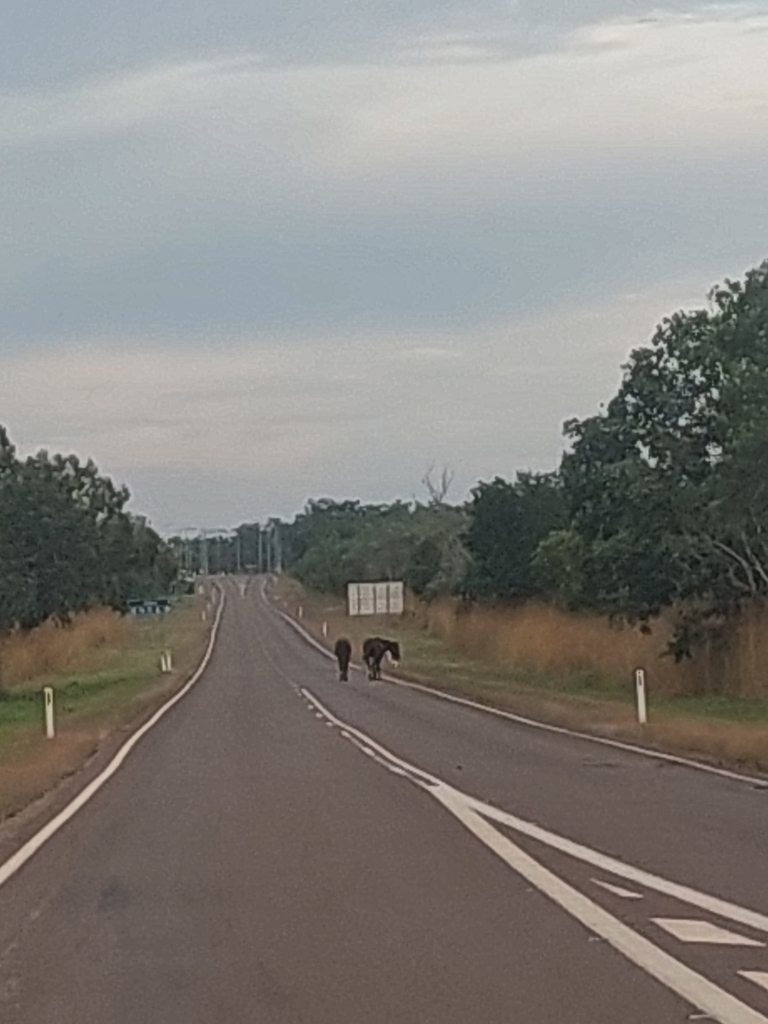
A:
276,260,768,657
0,428,176,633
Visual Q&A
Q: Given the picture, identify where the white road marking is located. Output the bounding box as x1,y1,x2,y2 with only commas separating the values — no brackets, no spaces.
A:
739,973,768,993
300,687,768,1023
467,799,768,937
300,687,768,938
275,605,768,790
653,921,765,947
0,589,226,893
593,879,644,899
434,788,768,1024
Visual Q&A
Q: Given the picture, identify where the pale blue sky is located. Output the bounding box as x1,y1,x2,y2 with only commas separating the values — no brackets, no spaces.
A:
1,1,767,529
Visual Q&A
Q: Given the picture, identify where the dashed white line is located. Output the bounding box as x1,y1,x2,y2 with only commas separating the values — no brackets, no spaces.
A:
466,799,768,937
301,686,768,1024
435,787,768,1024
653,921,765,947
593,879,644,900
275,605,768,790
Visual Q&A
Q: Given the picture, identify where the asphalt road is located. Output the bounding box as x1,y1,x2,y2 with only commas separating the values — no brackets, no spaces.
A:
1,577,768,1023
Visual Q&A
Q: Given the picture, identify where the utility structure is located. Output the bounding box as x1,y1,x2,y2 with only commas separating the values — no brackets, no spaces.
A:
171,522,283,576
263,518,282,574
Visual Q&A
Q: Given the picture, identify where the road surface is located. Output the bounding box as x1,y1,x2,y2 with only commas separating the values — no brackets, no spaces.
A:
1,577,768,1023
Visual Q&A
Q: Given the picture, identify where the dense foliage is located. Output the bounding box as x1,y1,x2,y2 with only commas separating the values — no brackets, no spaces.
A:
0,428,176,632
275,260,768,655
550,261,768,653
281,498,468,598
462,473,566,601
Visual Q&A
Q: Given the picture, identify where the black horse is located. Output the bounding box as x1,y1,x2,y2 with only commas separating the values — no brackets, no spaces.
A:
334,637,352,681
362,637,401,680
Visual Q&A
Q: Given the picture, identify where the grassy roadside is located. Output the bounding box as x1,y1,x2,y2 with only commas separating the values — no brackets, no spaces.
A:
272,577,768,774
0,595,210,823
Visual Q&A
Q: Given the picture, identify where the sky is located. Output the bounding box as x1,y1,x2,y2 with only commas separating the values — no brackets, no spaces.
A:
1,1,767,531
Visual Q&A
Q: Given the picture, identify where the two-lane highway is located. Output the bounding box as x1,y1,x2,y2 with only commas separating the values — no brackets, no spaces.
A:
1,577,767,1023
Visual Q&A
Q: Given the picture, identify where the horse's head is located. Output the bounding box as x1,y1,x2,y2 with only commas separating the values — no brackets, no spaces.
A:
388,641,401,666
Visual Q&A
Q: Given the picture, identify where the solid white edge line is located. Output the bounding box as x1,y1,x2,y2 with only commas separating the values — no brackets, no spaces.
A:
300,687,768,937
0,587,226,892
301,682,768,1024
275,606,768,789
432,788,768,1024
465,797,768,936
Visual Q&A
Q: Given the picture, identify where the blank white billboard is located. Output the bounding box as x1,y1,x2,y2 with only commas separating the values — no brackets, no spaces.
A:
347,581,404,616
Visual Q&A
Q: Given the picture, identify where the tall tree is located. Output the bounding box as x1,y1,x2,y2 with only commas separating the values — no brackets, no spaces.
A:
559,260,768,650
463,473,566,601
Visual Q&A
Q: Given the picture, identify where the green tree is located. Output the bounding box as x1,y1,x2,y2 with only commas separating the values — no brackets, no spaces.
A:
0,427,177,632
560,260,768,651
463,473,566,601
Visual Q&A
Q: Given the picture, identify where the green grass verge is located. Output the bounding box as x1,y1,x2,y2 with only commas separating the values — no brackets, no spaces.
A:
275,578,768,731
0,598,203,737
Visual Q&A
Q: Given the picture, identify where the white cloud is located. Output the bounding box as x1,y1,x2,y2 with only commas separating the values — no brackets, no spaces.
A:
0,8,765,526
0,7,765,298
2,11,767,176
0,274,709,527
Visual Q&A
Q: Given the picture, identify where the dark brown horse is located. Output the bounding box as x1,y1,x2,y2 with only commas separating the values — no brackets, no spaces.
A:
362,637,400,680
334,637,352,681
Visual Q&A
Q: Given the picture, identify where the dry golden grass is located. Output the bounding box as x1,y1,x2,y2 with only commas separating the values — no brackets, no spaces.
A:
0,609,129,690
0,597,209,823
272,578,768,772
423,599,768,699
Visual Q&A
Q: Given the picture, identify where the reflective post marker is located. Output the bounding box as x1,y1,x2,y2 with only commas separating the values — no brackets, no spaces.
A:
322,621,328,638
43,686,55,739
634,668,648,725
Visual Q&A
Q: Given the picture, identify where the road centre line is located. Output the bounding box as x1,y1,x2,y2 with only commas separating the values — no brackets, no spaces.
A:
463,797,768,937
299,686,768,1024
0,588,226,894
299,687,768,937
275,606,768,789
433,788,768,1024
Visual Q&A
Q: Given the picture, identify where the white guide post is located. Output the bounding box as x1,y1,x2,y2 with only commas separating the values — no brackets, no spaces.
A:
298,606,304,619
43,686,55,739
322,621,328,637
634,668,648,725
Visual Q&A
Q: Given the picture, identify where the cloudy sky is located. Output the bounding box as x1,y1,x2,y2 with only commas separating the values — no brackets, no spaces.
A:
1,1,767,530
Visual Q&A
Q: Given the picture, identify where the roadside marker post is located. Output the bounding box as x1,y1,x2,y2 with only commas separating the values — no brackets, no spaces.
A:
43,686,55,739
322,621,328,637
298,606,304,619
634,668,648,725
